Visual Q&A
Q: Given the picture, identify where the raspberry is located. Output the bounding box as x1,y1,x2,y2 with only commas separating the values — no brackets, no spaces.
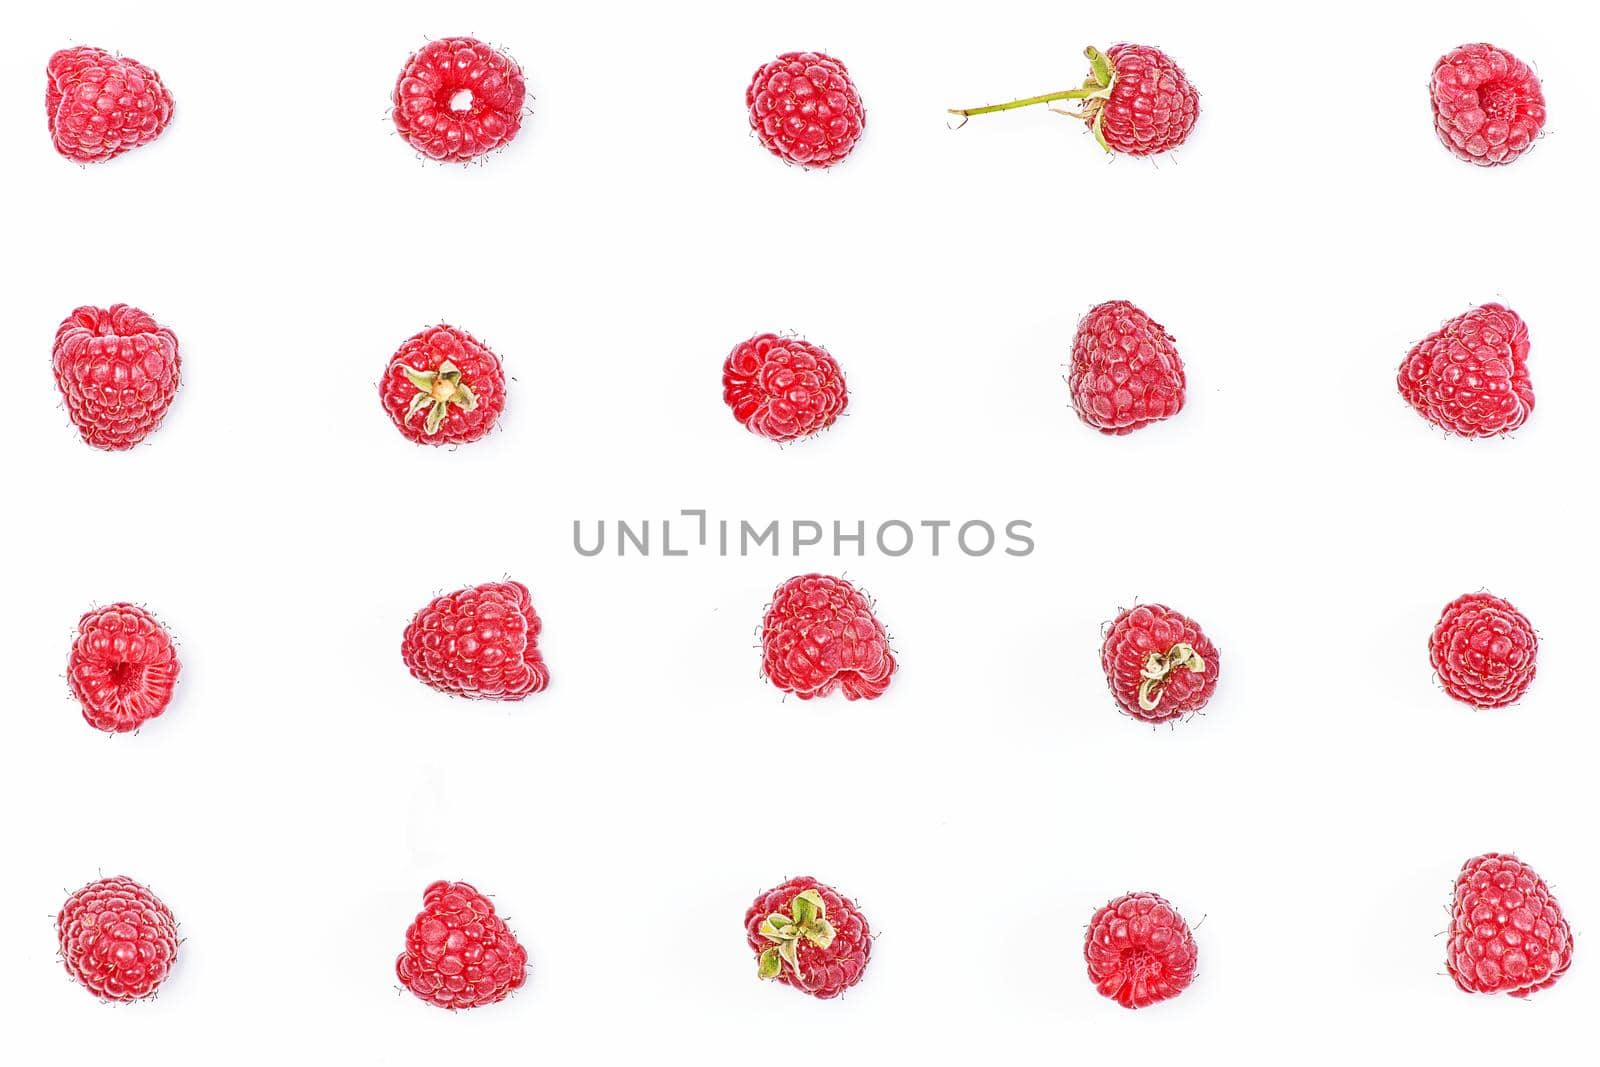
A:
1069,300,1186,434
379,325,507,445
392,38,526,162
746,876,871,999
1398,304,1532,437
1431,44,1545,167
1084,892,1197,1009
397,881,529,1009
746,52,865,168
58,876,179,1002
761,574,895,700
1429,592,1536,709
1447,853,1571,997
68,603,181,733
723,333,849,441
1101,604,1218,724
402,580,549,700
950,44,1198,156
46,46,174,164
53,304,181,450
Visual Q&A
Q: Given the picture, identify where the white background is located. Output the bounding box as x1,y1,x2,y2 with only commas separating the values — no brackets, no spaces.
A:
2,0,1592,1062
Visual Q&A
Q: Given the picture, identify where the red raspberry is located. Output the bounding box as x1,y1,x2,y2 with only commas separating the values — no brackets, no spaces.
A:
402,580,549,701
1069,300,1186,434
1429,592,1536,709
746,52,865,168
53,304,181,450
950,44,1198,156
1084,891,1197,1009
58,876,179,1002
723,333,849,441
392,37,526,162
1101,604,1218,724
746,876,871,999
68,603,181,733
397,881,529,1009
1447,853,1571,997
379,325,507,445
1431,44,1545,167
46,46,174,164
1398,304,1532,438
761,574,895,701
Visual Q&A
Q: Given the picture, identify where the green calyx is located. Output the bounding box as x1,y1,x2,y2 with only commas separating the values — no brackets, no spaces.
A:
947,46,1118,153
400,361,478,435
1138,642,1206,711
756,889,836,981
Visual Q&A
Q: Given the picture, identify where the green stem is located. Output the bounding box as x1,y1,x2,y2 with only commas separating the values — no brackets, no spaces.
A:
949,87,1099,118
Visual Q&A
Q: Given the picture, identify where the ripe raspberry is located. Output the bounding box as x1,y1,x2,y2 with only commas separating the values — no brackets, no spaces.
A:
950,44,1198,156
46,47,174,163
1069,300,1186,434
1084,891,1197,1009
379,325,507,445
1101,604,1218,724
392,37,526,162
68,603,180,733
397,881,529,1009
1447,853,1571,997
1431,44,1545,167
58,876,179,1002
746,52,865,168
53,304,181,450
723,333,848,441
1429,592,1536,709
402,580,549,700
746,876,871,999
1398,304,1532,437
761,574,895,700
